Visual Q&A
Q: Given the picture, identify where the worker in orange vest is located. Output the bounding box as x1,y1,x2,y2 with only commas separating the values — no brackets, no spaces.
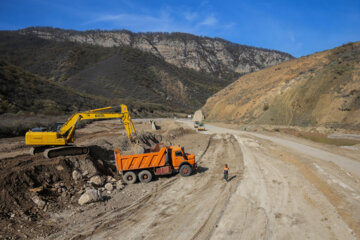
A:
224,164,229,182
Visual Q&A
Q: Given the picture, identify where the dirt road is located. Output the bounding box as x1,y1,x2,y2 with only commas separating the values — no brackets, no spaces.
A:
47,120,359,239
1,119,359,239
181,120,360,239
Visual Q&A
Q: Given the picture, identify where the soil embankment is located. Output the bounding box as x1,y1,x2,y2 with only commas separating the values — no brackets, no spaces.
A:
0,119,359,239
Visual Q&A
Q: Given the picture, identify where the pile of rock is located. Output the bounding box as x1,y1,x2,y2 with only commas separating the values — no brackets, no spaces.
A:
25,156,127,210
75,171,125,205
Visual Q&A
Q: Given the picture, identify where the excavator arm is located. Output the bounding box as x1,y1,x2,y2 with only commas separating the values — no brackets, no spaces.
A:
25,104,136,146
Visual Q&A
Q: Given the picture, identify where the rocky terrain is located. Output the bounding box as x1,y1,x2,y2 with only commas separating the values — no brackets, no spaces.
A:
0,119,359,239
0,31,225,113
0,28,293,115
19,27,294,77
203,42,360,129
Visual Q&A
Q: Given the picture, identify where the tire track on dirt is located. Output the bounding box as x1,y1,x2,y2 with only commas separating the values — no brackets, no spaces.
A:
64,177,179,239
190,135,243,240
59,135,217,240
94,134,243,240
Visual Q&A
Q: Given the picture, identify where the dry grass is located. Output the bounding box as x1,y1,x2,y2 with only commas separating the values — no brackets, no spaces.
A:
277,128,360,146
203,42,360,130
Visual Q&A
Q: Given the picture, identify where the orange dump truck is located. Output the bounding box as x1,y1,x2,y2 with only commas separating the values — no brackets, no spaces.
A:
114,144,197,184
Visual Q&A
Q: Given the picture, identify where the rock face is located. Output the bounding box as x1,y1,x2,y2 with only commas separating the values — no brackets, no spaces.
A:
192,110,205,122
19,27,294,77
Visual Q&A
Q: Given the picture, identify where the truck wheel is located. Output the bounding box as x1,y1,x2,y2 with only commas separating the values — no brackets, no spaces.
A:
138,170,152,183
180,164,192,177
123,171,137,184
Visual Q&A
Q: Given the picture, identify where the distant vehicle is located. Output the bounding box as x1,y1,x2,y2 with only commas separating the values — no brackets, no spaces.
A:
187,115,192,118
198,123,206,131
194,121,200,128
114,144,197,184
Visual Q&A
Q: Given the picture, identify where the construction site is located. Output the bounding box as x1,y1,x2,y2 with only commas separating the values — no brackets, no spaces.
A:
0,3,359,239
0,111,359,239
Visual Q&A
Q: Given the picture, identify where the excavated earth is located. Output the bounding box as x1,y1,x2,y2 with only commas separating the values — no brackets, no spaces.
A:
0,119,359,239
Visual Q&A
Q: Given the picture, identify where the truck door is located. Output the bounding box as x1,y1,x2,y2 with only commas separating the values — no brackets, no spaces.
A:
172,150,185,169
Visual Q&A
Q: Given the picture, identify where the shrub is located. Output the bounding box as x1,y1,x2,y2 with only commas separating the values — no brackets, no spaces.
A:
263,104,269,111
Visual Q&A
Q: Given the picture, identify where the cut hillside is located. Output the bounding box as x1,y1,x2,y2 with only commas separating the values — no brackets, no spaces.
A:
0,31,230,111
203,42,360,129
19,27,294,77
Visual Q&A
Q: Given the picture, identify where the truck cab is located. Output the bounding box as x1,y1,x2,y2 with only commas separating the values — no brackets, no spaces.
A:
169,146,195,171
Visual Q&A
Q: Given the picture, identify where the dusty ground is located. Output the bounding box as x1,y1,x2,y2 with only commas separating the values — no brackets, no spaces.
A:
0,119,359,239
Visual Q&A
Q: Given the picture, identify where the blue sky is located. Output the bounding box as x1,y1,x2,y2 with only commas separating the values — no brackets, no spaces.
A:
0,0,359,57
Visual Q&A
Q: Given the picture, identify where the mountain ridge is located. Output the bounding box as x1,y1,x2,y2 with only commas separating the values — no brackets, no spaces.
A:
0,27,294,114
18,27,294,77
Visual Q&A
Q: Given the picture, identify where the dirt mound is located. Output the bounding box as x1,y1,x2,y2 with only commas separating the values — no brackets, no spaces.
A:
160,120,195,136
0,153,110,239
0,120,196,239
203,42,360,129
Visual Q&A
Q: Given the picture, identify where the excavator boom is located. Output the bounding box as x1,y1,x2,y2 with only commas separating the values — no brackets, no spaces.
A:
25,104,136,158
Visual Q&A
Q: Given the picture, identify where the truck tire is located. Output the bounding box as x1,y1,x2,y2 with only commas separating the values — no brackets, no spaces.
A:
138,170,152,183
123,171,137,184
180,164,192,177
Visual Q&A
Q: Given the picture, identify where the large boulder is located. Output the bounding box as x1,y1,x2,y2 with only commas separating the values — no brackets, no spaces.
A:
31,195,46,208
116,180,125,190
105,183,114,191
67,156,99,178
89,175,105,186
150,120,160,130
106,176,116,183
78,189,102,205
192,109,204,122
72,170,82,181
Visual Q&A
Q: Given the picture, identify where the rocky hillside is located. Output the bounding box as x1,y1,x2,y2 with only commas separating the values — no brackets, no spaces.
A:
0,31,226,112
19,27,294,78
0,60,103,115
203,42,360,129
0,27,293,114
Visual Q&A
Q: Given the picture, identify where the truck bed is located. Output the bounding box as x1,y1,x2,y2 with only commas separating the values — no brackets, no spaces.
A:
114,148,167,172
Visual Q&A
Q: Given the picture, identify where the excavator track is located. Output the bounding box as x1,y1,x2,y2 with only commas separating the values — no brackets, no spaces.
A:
43,146,89,159
30,146,51,155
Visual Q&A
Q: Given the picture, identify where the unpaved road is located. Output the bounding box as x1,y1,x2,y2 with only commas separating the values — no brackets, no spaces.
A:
43,120,359,240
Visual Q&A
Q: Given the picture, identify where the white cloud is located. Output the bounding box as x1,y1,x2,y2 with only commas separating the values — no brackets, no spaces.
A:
199,16,218,26
183,11,198,21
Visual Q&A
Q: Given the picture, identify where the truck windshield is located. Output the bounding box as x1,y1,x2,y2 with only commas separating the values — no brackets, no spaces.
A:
175,151,183,156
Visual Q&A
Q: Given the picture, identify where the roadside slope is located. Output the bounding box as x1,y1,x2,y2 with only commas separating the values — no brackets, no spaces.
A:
203,42,360,129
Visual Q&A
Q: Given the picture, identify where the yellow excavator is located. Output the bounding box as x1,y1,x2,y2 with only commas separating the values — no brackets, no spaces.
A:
25,104,136,158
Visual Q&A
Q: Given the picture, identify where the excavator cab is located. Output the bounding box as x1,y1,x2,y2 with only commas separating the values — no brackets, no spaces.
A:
31,127,47,132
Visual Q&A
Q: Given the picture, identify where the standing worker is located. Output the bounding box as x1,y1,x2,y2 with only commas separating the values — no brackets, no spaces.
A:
224,164,229,182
